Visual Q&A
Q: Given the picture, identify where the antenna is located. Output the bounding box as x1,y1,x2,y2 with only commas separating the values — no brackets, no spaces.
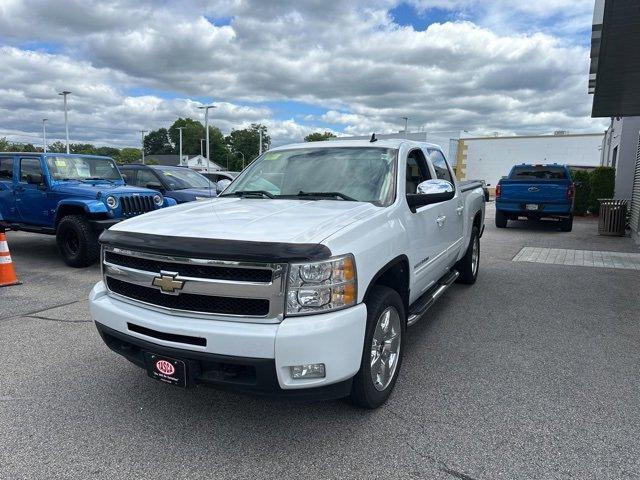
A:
370,133,378,143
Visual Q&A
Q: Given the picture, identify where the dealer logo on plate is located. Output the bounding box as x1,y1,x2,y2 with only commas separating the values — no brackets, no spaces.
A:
155,360,175,376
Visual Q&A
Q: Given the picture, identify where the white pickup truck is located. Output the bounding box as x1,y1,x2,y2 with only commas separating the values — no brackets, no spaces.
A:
90,139,486,408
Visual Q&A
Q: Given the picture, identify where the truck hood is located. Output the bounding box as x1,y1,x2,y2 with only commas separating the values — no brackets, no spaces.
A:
52,182,158,198
111,197,379,244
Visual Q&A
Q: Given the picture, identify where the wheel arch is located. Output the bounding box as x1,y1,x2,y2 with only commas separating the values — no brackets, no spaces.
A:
363,255,410,316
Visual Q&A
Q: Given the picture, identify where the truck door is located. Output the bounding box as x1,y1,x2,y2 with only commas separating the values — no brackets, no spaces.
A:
427,149,464,267
15,157,49,226
0,156,17,222
404,149,449,298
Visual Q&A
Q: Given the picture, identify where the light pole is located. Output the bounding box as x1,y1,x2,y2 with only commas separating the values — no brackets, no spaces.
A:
236,151,245,170
140,130,147,164
259,128,263,156
401,116,409,137
177,127,185,165
198,105,216,173
200,138,205,157
42,119,48,153
58,91,71,153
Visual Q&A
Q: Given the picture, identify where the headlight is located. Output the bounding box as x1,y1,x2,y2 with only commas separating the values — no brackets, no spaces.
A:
286,254,357,316
106,196,118,209
153,194,163,206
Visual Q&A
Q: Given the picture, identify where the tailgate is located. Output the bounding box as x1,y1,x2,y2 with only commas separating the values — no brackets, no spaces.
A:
500,180,569,203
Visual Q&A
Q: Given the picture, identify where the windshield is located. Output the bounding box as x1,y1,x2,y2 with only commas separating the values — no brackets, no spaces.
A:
156,168,212,190
509,165,567,180
46,156,122,181
226,147,398,205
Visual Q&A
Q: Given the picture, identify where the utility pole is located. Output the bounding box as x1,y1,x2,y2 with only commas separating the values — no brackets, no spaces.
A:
177,127,185,166
140,130,147,164
42,119,48,153
58,91,71,153
198,105,216,173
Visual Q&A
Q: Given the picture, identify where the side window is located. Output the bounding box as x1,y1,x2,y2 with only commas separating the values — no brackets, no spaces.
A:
429,150,454,184
0,157,13,180
405,149,431,194
136,169,158,188
20,158,42,182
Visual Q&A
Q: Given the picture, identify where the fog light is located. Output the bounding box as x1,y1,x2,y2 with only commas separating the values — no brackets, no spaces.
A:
290,363,326,379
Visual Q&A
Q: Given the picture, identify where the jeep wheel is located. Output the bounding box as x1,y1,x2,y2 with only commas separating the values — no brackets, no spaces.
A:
495,210,508,228
350,286,405,409
56,215,100,267
455,226,480,284
559,215,573,232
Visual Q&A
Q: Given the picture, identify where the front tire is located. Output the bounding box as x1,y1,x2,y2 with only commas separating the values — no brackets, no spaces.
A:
350,286,405,409
495,210,508,228
56,215,100,267
456,226,480,284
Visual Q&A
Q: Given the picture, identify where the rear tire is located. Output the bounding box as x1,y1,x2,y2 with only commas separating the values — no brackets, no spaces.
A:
56,215,100,268
455,226,480,284
495,210,508,228
559,215,573,232
350,286,405,409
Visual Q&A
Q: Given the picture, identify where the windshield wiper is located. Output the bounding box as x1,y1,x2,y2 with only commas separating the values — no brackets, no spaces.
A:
294,191,357,201
83,177,115,184
220,190,275,199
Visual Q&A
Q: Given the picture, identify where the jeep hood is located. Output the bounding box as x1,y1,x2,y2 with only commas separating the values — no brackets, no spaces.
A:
111,197,379,244
52,182,158,198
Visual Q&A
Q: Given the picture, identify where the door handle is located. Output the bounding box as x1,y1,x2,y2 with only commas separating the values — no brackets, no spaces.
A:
456,205,464,215
436,215,446,227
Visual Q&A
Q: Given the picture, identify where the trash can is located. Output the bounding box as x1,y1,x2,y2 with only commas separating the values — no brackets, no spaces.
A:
598,199,627,236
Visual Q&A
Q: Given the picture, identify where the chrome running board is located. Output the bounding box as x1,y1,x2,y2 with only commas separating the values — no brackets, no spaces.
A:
407,270,459,326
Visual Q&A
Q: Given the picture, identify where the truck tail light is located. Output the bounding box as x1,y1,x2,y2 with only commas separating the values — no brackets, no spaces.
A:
567,183,575,200
495,184,501,199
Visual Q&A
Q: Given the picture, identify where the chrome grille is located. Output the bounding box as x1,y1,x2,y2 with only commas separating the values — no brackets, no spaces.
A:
102,246,287,322
120,195,155,216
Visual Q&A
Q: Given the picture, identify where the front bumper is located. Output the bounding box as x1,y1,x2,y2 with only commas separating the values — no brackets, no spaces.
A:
89,281,367,397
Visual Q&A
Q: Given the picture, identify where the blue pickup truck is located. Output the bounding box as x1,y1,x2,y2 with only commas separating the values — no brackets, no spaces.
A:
495,163,575,232
0,153,176,267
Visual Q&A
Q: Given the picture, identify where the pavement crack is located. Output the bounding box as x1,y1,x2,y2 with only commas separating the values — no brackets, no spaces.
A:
1,298,87,321
441,465,479,480
26,315,91,324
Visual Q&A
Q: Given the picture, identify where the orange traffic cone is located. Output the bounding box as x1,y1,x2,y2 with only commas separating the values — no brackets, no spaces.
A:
0,232,20,287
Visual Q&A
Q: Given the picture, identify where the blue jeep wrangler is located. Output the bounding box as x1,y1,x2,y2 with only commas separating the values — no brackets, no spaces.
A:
0,153,176,267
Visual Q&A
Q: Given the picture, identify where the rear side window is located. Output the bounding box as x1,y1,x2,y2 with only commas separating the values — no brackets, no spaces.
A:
0,157,13,180
428,150,454,184
20,158,42,182
510,166,567,180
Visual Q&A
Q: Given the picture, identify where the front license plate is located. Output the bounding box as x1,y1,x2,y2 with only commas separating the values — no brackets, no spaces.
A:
525,204,539,211
143,352,187,388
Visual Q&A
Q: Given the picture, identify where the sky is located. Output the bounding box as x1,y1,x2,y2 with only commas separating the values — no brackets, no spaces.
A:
0,0,607,148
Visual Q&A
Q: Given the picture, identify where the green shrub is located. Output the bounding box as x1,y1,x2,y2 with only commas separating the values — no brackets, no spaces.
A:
589,166,616,214
570,169,591,215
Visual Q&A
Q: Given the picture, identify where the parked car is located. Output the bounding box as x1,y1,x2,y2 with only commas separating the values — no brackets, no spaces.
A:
201,171,239,194
495,163,575,231
0,153,176,267
90,139,485,408
119,165,217,203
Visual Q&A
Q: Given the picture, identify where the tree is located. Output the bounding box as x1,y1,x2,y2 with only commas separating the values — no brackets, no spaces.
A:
94,146,121,158
226,124,270,170
0,138,9,152
116,148,142,165
48,141,66,153
70,143,97,154
144,128,173,155
589,166,615,214
304,131,336,142
168,118,205,156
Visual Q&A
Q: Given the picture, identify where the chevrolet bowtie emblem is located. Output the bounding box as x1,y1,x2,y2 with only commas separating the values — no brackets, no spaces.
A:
152,272,184,294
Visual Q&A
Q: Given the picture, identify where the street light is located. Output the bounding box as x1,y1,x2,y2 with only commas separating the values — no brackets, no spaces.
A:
177,127,185,166
58,91,71,154
197,105,216,173
401,116,409,138
235,151,245,170
140,130,147,164
42,119,48,153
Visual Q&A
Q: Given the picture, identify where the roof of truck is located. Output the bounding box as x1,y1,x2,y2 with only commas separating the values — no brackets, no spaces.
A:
0,152,113,159
270,138,443,151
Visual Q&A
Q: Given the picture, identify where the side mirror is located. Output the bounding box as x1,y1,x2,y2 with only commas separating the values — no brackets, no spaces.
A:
146,182,164,192
216,179,231,194
407,179,455,210
26,173,44,185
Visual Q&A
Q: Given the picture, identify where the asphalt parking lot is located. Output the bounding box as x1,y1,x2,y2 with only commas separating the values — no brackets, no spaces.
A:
1,206,639,480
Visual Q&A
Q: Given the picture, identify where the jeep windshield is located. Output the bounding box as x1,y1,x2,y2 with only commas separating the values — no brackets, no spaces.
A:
155,166,213,190
46,156,122,182
224,147,397,206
